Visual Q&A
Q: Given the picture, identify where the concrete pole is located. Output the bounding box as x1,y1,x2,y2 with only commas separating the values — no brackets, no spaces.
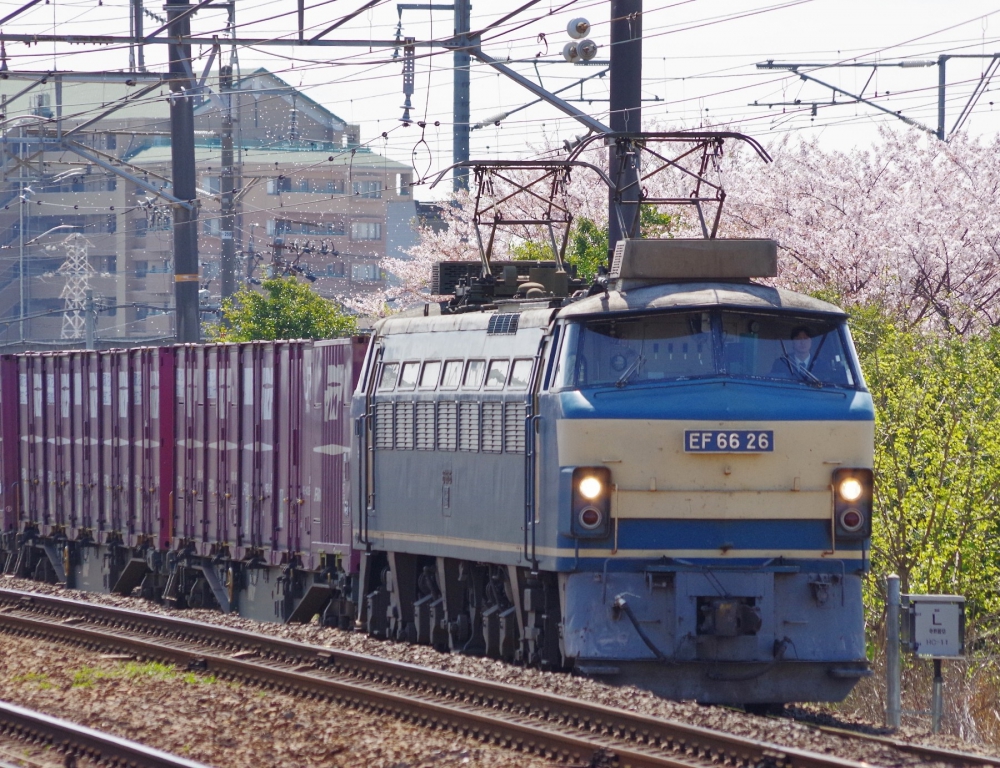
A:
886,573,901,729
608,0,642,264
220,62,237,299
167,0,201,343
84,290,96,350
452,0,471,192
937,56,947,141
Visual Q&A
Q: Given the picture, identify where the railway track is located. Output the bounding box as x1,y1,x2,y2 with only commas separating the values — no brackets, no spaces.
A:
0,698,210,768
0,587,993,768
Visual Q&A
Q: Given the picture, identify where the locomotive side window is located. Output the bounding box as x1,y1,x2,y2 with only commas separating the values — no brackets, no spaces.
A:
398,362,420,390
378,363,400,390
484,360,509,390
463,360,485,389
419,361,441,389
508,359,533,390
440,360,463,390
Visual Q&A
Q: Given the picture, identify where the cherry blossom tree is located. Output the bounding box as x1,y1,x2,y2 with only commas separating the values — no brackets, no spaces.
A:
355,125,1000,332
721,128,1000,334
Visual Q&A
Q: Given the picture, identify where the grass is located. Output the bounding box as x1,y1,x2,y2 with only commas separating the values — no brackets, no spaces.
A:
12,672,53,690
70,661,217,688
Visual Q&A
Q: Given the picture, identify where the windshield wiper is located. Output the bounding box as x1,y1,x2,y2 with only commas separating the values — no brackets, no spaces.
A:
616,354,645,387
781,355,824,387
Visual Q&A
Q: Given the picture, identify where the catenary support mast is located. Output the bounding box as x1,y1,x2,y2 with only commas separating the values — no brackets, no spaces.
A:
168,0,201,342
453,0,472,191
608,0,642,263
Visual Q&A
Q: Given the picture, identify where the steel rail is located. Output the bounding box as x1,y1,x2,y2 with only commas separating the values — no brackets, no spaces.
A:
0,699,210,768
0,588,993,768
810,722,1000,768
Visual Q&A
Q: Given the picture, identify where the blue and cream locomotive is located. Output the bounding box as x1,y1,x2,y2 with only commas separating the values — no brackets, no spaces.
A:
352,238,874,705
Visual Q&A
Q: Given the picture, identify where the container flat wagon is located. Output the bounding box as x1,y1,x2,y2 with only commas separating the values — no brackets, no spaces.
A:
0,338,366,625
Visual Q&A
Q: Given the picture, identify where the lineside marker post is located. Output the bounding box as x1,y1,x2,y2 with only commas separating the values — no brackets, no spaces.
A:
932,658,943,733
886,573,901,729
906,594,964,735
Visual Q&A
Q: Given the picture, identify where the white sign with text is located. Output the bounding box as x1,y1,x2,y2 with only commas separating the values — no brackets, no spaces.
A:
911,598,964,658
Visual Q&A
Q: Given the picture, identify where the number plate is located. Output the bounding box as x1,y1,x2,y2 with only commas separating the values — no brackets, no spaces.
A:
684,430,773,453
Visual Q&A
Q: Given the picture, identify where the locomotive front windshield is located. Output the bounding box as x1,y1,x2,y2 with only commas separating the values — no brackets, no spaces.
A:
555,310,858,389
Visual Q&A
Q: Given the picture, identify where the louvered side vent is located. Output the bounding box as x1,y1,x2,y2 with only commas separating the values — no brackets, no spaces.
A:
459,402,480,452
415,402,436,450
437,402,458,451
504,402,527,454
481,402,504,453
374,402,394,449
487,313,519,335
395,402,414,450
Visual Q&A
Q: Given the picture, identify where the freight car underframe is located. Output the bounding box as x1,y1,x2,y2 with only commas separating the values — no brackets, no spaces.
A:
0,531,358,627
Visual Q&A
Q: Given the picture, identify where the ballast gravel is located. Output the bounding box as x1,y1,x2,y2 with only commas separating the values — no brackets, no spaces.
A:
2,575,997,766
0,630,556,768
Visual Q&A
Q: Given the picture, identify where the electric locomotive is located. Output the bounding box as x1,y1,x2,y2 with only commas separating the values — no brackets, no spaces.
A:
353,237,874,705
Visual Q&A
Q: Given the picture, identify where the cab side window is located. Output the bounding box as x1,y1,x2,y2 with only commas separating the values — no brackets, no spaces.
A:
378,363,399,390
398,362,420,390
441,360,463,389
484,360,509,390
508,359,532,390
464,360,485,389
419,361,441,389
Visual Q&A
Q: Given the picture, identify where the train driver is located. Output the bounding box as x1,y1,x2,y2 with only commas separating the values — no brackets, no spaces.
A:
771,325,816,379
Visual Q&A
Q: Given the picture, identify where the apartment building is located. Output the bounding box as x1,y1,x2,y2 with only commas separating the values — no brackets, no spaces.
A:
0,69,417,346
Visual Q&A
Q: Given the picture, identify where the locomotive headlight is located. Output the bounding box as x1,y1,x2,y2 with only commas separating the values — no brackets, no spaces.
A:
570,467,612,538
578,475,603,500
838,477,864,502
832,468,874,540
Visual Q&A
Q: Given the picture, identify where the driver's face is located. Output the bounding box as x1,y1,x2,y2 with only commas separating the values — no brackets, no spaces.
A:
792,332,812,357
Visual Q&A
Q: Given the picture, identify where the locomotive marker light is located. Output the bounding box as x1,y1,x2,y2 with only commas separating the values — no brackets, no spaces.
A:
832,468,873,540
571,467,612,537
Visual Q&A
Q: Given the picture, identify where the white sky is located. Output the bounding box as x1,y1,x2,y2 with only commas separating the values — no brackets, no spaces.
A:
3,0,1000,200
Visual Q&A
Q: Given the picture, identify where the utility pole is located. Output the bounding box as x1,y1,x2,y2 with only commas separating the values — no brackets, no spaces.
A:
84,289,96,350
937,55,948,141
453,0,471,191
130,0,145,72
608,0,642,262
167,0,201,343
18,124,25,344
220,60,237,299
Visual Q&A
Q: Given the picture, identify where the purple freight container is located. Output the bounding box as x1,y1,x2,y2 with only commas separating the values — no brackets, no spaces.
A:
301,338,367,571
70,351,102,539
174,345,208,552
17,355,45,529
0,356,18,534
124,347,163,548
238,342,273,559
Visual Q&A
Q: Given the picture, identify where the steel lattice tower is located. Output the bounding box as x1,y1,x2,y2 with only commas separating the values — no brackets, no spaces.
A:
55,234,96,339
